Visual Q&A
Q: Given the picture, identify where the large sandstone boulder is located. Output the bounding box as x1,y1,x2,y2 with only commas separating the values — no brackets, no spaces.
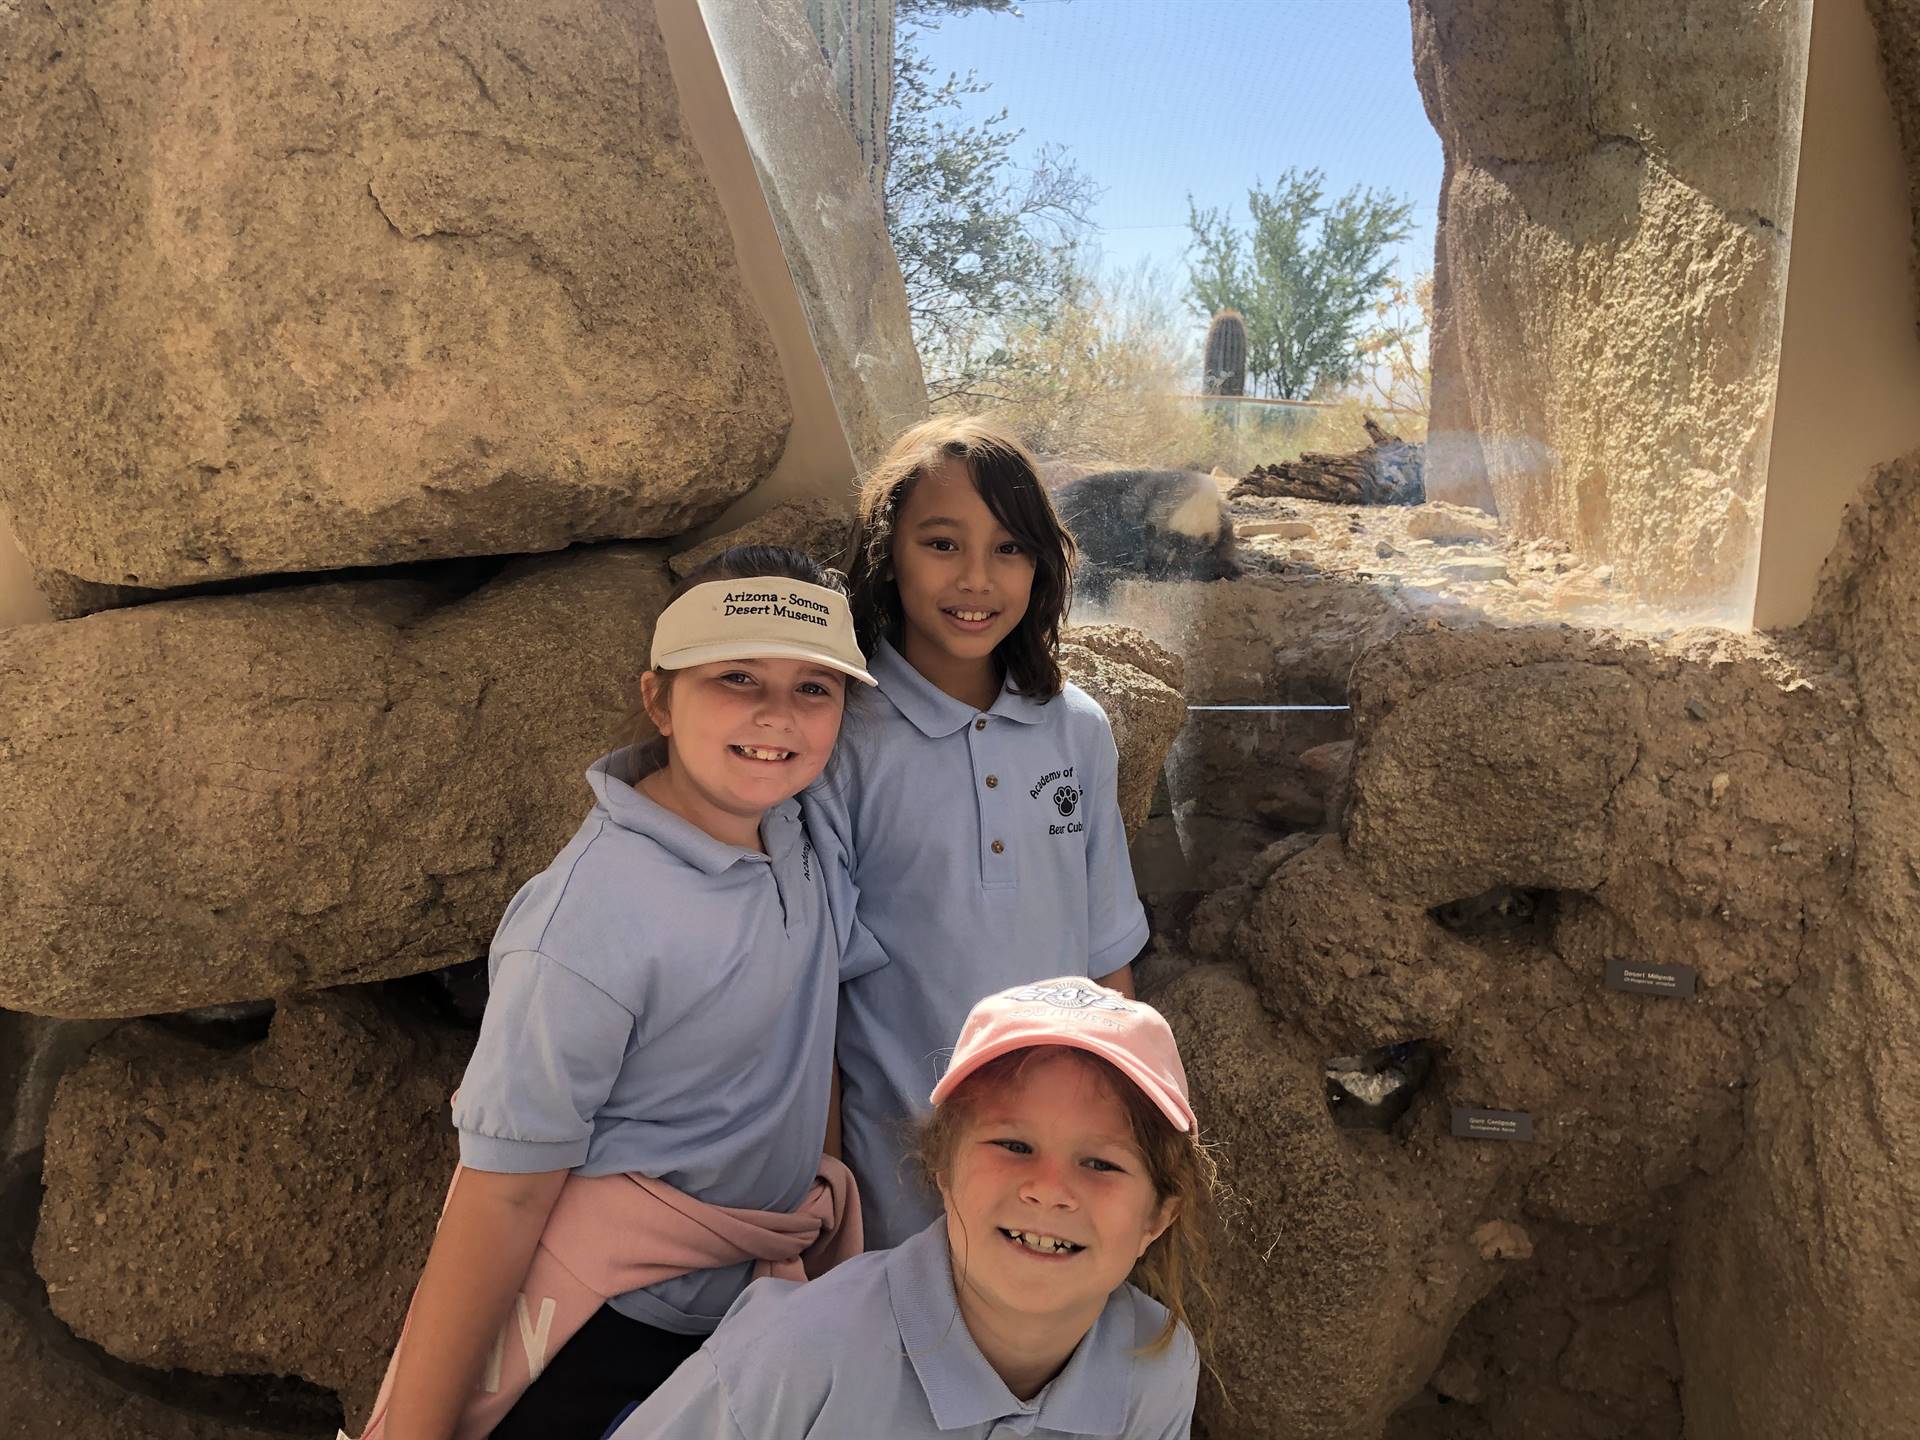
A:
0,0,788,602
1059,627,1187,840
34,991,468,1428
0,545,672,1017
668,495,854,579
1235,835,1486,1049
1673,449,1920,1440
1412,0,1806,607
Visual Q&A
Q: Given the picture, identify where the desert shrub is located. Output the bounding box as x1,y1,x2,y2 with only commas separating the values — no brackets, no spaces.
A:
943,259,1238,474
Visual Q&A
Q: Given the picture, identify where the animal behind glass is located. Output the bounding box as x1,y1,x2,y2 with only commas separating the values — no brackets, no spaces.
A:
1051,468,1240,606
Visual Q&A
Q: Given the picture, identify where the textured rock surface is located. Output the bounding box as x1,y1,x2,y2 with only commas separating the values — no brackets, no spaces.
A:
1411,0,1808,608
1347,653,1644,902
669,496,854,579
1236,836,1485,1049
1,1302,325,1440
1390,1223,1684,1439
34,992,468,1427
1058,628,1187,841
1160,965,1499,1440
1153,609,1850,1439
1673,449,1920,1440
0,545,672,1017
0,0,788,597
0,1013,118,1162
1867,0,1920,331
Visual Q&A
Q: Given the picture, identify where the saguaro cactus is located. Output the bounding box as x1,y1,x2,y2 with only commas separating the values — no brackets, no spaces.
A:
804,0,896,200
1203,309,1248,396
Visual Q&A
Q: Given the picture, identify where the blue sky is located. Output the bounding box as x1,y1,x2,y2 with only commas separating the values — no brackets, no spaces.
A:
907,0,1444,295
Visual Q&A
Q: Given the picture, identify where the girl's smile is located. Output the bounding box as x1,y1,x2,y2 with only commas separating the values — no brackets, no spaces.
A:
997,1226,1085,1257
940,605,1001,633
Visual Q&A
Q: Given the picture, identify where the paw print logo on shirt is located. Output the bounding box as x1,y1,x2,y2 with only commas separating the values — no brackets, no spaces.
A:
1051,784,1079,818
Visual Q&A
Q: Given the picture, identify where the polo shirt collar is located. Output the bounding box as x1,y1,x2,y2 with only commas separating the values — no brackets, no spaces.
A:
872,639,1051,740
585,747,796,876
886,1221,1133,1436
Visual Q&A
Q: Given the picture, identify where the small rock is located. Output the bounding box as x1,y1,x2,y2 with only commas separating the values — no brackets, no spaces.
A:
1406,505,1500,545
1686,698,1711,721
1551,587,1604,611
1296,741,1354,797
1254,784,1325,831
1288,548,1316,564
1241,519,1317,541
1438,558,1511,584
1430,1356,1484,1405
1472,1219,1535,1261
1375,541,1396,559
1325,1041,1433,1130
1593,565,1615,585
1710,772,1731,805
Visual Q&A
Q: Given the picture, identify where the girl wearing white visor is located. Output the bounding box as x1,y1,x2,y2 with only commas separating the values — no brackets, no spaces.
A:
359,546,876,1440
615,978,1217,1440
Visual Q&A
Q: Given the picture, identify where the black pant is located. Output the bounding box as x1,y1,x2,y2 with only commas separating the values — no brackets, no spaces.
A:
489,1304,705,1440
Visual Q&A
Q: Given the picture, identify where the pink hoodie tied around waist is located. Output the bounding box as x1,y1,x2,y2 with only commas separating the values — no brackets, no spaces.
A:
350,1157,862,1440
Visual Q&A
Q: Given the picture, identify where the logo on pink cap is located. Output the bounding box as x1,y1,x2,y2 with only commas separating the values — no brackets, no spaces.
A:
930,977,1196,1133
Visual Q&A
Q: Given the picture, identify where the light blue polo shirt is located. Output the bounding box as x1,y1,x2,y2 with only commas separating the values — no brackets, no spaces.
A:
613,1220,1199,1439
452,746,861,1335
803,640,1151,1248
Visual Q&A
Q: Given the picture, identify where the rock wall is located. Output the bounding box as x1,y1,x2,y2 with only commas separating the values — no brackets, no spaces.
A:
0,546,672,1018
1413,0,1811,609
6,0,1918,1434
1671,450,1920,1439
1869,0,1920,326
35,994,467,1421
1142,607,1858,1439
0,0,790,605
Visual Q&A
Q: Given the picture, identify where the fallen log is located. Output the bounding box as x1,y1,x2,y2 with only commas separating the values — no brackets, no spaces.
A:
1231,416,1426,506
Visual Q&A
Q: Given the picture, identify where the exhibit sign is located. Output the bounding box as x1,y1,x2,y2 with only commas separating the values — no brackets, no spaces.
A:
1451,1107,1534,1142
1605,959,1698,998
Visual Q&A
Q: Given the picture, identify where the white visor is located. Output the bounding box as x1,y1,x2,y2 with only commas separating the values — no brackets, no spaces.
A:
649,578,876,685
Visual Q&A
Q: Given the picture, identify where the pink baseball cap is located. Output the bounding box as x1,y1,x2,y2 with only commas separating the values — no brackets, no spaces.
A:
930,978,1195,1133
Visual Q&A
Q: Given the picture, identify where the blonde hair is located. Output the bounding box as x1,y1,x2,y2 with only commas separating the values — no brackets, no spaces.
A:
844,415,1077,699
913,1046,1217,1357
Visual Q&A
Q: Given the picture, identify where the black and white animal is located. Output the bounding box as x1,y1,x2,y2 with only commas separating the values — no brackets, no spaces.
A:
1051,468,1240,605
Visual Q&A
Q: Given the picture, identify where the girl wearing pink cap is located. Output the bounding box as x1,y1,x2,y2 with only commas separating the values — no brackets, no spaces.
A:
613,978,1216,1440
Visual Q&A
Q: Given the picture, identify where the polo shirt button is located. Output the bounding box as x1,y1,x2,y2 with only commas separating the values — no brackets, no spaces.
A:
974,717,988,731
986,775,999,788
991,839,1005,854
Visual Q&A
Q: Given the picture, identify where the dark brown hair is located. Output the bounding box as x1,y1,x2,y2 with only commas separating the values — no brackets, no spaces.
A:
623,543,849,767
844,415,1076,700
914,1046,1217,1358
